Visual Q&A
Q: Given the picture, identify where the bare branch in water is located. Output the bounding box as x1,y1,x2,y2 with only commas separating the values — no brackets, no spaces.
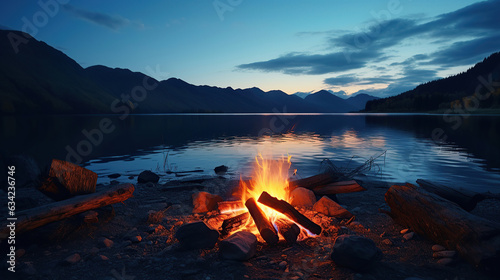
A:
319,151,386,180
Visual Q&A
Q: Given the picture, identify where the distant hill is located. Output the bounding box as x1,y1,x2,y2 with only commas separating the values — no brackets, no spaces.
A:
293,91,312,99
0,30,362,114
346,93,380,111
304,90,357,113
365,52,500,112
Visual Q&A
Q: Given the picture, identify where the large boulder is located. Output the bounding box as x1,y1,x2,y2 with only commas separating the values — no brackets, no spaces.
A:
331,235,382,271
220,231,257,261
313,196,353,218
289,187,316,207
138,170,159,183
192,191,223,213
175,221,219,250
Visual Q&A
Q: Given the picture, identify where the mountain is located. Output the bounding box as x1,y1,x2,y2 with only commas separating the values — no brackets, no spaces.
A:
293,91,312,99
346,93,380,111
365,52,500,112
304,90,358,112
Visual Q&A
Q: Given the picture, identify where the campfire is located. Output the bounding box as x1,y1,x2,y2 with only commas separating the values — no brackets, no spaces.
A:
219,154,322,244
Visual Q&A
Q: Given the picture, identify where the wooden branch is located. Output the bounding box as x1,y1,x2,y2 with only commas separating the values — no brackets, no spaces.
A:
416,179,484,211
221,212,249,236
0,183,134,239
245,198,278,245
385,183,500,269
289,172,339,191
258,191,322,235
276,218,300,244
312,180,366,195
218,201,245,214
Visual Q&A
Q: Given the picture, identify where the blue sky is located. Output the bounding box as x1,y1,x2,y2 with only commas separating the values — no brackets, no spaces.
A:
1,0,499,97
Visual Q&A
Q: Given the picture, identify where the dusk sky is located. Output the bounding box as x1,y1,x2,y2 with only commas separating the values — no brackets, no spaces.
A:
1,0,500,97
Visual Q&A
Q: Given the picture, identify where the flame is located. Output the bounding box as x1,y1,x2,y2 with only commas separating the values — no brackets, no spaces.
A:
230,153,316,241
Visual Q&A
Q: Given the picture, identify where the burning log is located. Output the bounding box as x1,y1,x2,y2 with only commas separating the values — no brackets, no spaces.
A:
0,183,134,239
416,179,484,211
245,198,279,245
258,191,322,235
221,212,250,236
312,180,366,195
289,172,339,191
385,183,500,269
275,218,300,244
218,201,245,213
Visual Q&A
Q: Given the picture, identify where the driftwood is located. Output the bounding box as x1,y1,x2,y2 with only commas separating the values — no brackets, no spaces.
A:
276,218,300,244
245,198,279,245
312,180,366,195
38,159,97,201
218,201,245,214
221,212,249,236
416,179,485,211
385,183,500,269
289,172,339,191
258,192,322,235
0,183,134,239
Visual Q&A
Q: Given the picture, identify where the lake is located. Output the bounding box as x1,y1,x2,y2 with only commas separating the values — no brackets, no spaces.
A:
2,114,500,193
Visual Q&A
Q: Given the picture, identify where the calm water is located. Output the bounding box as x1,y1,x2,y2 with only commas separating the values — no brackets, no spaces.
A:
1,114,500,193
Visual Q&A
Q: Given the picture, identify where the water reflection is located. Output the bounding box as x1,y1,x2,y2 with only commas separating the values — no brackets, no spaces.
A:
1,114,499,193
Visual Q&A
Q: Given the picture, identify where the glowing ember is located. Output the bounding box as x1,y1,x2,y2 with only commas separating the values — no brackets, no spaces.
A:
229,154,318,242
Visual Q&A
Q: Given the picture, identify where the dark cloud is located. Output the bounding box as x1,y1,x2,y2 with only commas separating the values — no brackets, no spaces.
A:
62,4,130,31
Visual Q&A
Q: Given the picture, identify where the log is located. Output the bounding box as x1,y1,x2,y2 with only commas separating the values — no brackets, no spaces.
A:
289,172,339,191
218,201,245,214
312,180,366,195
221,212,250,236
385,183,500,269
38,159,98,201
258,191,322,235
275,218,300,244
245,198,279,245
416,179,484,211
0,183,134,239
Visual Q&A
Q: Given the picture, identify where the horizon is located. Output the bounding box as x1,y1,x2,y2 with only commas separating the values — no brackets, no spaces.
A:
1,0,499,97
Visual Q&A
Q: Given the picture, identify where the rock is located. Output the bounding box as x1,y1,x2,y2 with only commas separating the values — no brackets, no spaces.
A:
432,250,456,258
214,165,228,175
16,248,26,258
99,237,114,248
403,232,414,241
400,228,409,234
192,191,223,213
108,173,121,179
279,261,287,268
138,170,159,183
381,239,393,246
175,221,219,250
64,253,81,265
219,231,257,261
432,244,446,252
81,210,99,224
89,247,100,254
130,236,142,243
313,196,353,218
437,258,454,265
330,234,382,271
98,255,109,261
289,187,316,207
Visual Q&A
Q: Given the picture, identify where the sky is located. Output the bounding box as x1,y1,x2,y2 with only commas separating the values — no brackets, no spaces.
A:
1,0,500,97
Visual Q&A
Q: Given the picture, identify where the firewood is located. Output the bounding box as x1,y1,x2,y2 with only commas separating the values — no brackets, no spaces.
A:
0,183,134,239
385,183,500,269
416,179,484,211
258,192,322,235
312,180,366,195
218,201,245,214
289,172,339,191
221,212,250,236
275,218,300,244
245,198,279,245
38,159,97,201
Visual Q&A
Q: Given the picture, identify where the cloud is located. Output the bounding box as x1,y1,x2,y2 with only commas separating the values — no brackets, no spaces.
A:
62,4,131,31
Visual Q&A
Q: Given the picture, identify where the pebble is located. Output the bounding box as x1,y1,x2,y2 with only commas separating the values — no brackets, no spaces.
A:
400,229,409,234
289,277,300,280
130,236,142,243
64,253,81,265
279,261,287,268
100,238,114,248
432,250,456,258
382,239,393,246
432,244,446,252
16,249,26,258
403,232,415,240
437,258,453,265
98,255,109,261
